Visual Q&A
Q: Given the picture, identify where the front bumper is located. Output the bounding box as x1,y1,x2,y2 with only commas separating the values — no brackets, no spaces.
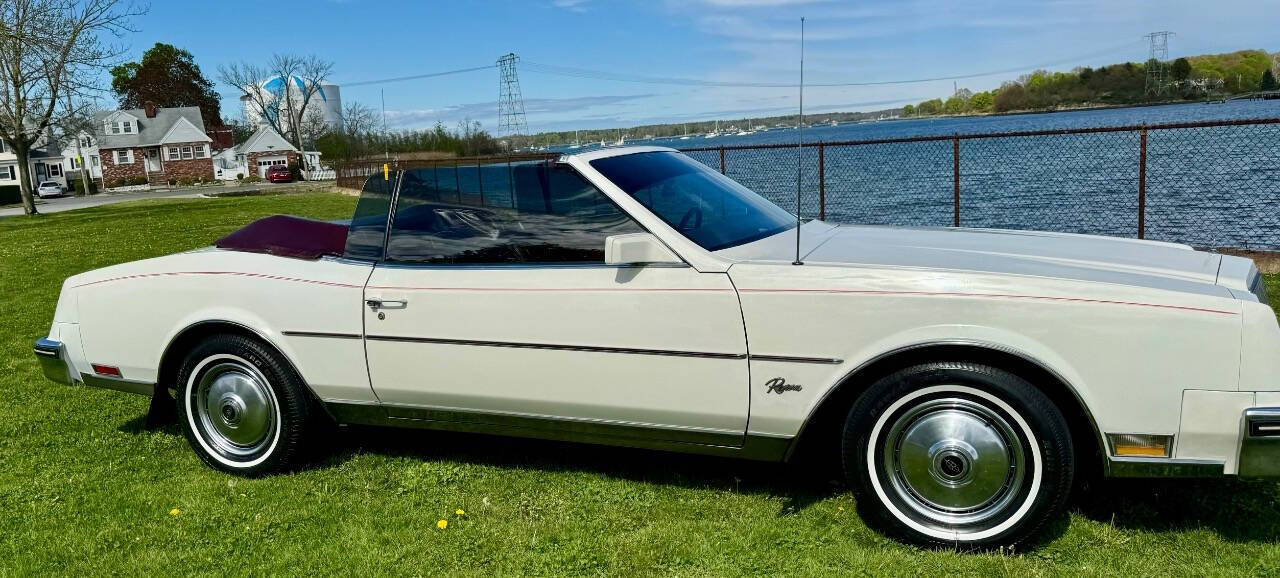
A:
1239,408,1280,477
1108,406,1280,478
33,337,154,396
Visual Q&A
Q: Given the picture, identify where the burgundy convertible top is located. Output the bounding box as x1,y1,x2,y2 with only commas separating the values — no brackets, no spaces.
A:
215,215,350,260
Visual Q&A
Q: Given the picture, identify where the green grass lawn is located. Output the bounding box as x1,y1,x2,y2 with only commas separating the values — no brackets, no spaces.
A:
2,194,1280,575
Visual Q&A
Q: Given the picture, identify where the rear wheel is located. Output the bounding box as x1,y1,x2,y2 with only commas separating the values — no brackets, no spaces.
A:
842,362,1073,549
175,334,319,476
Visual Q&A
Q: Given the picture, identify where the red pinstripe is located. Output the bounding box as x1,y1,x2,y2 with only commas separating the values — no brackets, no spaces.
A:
72,271,1237,316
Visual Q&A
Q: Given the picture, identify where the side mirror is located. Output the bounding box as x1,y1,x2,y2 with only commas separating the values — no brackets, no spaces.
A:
604,233,683,266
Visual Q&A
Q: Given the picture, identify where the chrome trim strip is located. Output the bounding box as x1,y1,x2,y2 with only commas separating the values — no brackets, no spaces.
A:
80,373,155,396
750,354,843,365
364,334,747,360
1106,457,1224,478
282,330,363,340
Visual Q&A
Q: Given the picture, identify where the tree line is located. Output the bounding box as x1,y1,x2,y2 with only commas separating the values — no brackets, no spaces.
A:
902,50,1278,117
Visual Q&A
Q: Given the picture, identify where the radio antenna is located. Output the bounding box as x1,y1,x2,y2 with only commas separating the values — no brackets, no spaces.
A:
792,16,805,266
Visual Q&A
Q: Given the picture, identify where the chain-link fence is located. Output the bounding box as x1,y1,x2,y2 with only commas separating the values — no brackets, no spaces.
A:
680,118,1280,250
338,118,1280,250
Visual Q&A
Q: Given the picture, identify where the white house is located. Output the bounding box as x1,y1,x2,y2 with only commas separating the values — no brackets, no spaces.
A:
214,126,300,180
61,131,102,187
0,134,69,191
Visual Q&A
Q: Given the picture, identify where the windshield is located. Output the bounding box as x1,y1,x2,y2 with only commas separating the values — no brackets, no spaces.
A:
590,151,795,251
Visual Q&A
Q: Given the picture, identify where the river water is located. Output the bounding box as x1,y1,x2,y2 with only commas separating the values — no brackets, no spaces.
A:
578,100,1280,249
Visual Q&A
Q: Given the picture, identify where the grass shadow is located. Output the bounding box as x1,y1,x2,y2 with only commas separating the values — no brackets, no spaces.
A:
1075,477,1280,543
321,424,842,514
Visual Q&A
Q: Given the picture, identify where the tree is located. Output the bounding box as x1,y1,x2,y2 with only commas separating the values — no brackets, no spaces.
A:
968,91,994,113
0,0,143,215
943,95,966,115
111,43,222,127
219,54,333,154
1171,57,1192,82
1262,68,1278,91
900,104,914,117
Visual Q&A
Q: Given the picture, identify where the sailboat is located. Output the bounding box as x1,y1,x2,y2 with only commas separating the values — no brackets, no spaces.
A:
568,130,581,149
703,120,720,138
679,124,691,140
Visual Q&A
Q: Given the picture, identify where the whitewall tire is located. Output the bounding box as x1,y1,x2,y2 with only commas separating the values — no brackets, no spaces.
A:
842,362,1073,549
175,334,320,476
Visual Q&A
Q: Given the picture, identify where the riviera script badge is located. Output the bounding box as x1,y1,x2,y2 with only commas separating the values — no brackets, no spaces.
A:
764,377,803,394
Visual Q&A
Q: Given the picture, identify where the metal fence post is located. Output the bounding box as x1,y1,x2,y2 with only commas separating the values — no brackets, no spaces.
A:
719,146,726,174
818,143,826,221
1138,126,1147,240
952,134,960,227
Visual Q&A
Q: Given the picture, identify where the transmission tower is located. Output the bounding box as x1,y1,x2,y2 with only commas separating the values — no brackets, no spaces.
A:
497,53,528,140
1143,31,1174,96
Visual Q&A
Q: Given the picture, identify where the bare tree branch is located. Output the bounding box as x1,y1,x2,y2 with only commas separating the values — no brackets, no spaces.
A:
0,0,145,214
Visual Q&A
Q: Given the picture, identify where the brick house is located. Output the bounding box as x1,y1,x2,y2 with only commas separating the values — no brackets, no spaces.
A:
96,103,214,187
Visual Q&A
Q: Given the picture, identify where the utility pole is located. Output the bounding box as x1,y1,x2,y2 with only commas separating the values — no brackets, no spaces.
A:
1144,31,1174,97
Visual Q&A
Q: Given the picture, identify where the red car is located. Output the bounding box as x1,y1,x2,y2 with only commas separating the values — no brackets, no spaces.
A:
265,164,293,183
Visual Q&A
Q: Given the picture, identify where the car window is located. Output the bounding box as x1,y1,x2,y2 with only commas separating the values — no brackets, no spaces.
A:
385,160,643,264
342,171,396,260
590,151,796,251
40,181,57,186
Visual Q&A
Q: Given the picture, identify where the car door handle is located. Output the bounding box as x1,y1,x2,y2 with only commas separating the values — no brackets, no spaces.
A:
366,298,407,310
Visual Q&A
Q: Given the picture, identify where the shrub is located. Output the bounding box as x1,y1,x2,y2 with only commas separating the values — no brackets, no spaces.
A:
72,179,98,196
108,178,127,188
235,172,245,181
177,176,195,187
244,174,262,183
0,185,20,205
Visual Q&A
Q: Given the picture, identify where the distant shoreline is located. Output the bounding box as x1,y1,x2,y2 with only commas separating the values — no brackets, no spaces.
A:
897,99,1214,122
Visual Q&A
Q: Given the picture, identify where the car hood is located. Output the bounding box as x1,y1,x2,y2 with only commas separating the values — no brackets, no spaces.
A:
718,222,1235,298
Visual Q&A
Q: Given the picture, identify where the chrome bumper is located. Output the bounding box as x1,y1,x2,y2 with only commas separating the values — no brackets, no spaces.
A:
33,337,154,396
1239,407,1280,478
33,338,75,385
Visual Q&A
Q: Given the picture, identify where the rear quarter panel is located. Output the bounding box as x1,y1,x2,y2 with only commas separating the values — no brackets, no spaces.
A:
72,250,376,402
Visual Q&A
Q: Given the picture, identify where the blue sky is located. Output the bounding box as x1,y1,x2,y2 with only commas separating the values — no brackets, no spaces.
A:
117,0,1277,133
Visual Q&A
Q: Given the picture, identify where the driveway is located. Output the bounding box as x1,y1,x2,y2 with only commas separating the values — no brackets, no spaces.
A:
0,181,330,217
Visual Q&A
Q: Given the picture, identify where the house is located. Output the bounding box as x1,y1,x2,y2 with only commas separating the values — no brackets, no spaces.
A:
96,103,214,187
0,134,69,191
61,131,102,187
213,126,299,180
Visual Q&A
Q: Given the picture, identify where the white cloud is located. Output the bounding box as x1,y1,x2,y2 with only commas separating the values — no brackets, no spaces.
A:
552,0,591,12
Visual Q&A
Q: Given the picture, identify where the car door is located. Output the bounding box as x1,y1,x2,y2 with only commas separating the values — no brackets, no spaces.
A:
362,160,749,446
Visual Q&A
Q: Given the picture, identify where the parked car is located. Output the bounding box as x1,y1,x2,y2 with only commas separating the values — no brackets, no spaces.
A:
265,164,292,183
36,181,66,198
34,146,1280,549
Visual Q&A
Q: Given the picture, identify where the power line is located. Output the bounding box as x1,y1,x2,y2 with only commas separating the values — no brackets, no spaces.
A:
342,64,496,87
337,42,1140,90
521,41,1142,88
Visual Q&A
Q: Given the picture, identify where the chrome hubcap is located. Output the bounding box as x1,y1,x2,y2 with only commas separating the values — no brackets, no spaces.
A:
192,360,277,459
881,396,1027,529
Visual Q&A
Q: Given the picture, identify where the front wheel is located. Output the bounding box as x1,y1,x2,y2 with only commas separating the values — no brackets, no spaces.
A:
842,362,1073,549
175,334,320,476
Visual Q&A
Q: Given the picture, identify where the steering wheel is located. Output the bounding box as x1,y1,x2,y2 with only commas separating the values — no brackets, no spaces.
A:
677,207,703,231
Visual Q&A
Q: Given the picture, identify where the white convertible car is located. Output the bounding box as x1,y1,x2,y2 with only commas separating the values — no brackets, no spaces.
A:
34,146,1280,548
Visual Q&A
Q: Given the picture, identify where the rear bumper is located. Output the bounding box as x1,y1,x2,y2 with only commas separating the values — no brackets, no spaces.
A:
33,336,154,396
33,338,74,385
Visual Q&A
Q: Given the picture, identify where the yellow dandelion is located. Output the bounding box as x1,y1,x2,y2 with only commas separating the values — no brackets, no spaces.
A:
169,508,180,516
456,508,466,516
437,519,448,530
